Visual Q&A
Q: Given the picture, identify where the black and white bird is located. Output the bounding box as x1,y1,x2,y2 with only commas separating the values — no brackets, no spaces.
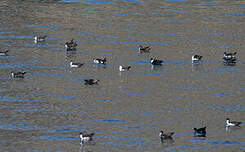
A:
0,50,9,56
70,62,84,68
84,79,99,85
150,58,163,65
93,58,106,64
223,52,237,60
11,71,26,78
34,35,47,43
139,45,151,53
193,127,206,137
119,65,131,71
192,55,203,63
226,118,242,127
65,39,77,51
80,132,94,143
159,131,174,140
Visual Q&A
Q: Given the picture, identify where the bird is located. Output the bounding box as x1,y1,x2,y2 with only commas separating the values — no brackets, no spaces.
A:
0,50,9,56
93,58,106,64
139,45,151,53
150,58,163,65
223,52,237,60
80,132,94,143
84,79,99,85
159,131,174,140
70,62,84,68
119,65,131,71
11,71,26,78
192,55,203,63
34,35,47,43
65,39,77,51
193,127,206,137
226,118,242,127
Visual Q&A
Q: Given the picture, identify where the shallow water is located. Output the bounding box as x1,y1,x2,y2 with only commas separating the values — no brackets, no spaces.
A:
0,0,244,151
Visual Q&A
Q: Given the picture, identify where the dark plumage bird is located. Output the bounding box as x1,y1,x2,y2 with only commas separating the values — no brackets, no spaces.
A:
226,118,242,127
139,45,151,53
11,71,26,78
193,127,206,137
70,62,84,68
192,55,203,63
34,35,47,43
223,52,237,66
150,58,163,65
0,50,9,56
65,39,77,51
84,79,99,85
93,58,106,64
159,131,174,140
80,132,94,143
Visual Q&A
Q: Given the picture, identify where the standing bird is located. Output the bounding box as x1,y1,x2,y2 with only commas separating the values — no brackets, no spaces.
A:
65,39,77,51
192,55,203,63
34,35,47,43
0,50,9,56
226,118,242,127
80,132,94,143
159,131,174,140
119,65,131,71
11,71,26,78
139,45,151,53
70,62,84,68
93,58,106,64
193,127,206,137
84,79,99,85
150,58,163,65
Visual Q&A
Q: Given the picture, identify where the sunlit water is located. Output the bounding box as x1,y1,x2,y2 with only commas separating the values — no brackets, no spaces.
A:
0,0,244,151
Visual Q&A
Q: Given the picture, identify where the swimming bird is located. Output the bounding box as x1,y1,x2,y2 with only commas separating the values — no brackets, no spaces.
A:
226,118,242,127
193,127,206,137
192,55,203,63
93,58,106,64
223,52,237,60
0,50,9,56
119,65,131,71
80,132,94,143
11,71,26,78
70,62,84,68
34,35,47,43
150,58,163,65
159,131,174,140
139,45,151,53
84,79,99,85
65,39,77,51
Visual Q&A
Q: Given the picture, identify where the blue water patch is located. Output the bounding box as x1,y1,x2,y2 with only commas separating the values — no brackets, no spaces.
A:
208,140,244,145
216,46,234,49
80,8,97,13
0,35,32,39
226,13,245,17
0,96,40,102
32,92,76,99
0,122,40,130
167,10,185,14
96,99,114,102
25,43,50,48
47,125,82,133
26,24,59,29
174,86,199,90
93,119,127,123
197,2,219,5
215,93,234,97
39,136,77,141
122,0,144,3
